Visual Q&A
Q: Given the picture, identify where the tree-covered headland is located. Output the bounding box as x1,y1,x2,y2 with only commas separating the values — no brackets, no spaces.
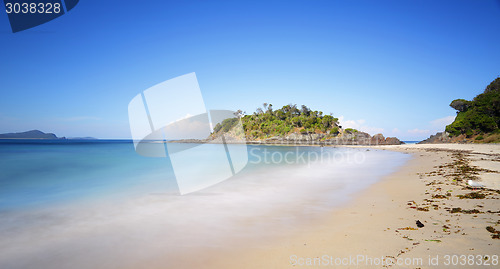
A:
446,77,500,143
212,103,352,140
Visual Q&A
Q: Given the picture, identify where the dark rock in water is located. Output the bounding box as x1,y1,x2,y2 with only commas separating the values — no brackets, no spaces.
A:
416,220,424,228
418,132,451,144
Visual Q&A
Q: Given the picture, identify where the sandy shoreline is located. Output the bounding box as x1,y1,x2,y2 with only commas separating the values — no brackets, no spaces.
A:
193,144,500,268
3,143,497,268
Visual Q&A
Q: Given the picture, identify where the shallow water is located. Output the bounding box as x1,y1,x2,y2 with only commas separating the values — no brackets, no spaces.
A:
0,141,410,268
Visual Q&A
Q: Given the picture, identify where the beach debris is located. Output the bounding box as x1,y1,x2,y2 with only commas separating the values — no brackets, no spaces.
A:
421,151,498,187
398,148,500,260
450,207,462,213
402,235,413,240
462,209,482,214
486,210,500,214
467,180,484,190
457,192,486,199
398,227,418,231
432,194,448,199
485,226,500,239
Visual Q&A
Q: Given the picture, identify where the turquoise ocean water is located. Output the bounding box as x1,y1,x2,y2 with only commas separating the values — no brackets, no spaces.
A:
0,140,178,211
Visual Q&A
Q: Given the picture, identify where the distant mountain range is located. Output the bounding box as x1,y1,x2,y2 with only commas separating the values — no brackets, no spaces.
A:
0,130,97,140
0,130,59,139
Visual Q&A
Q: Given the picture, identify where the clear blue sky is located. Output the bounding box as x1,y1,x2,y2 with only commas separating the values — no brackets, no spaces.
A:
1,0,499,140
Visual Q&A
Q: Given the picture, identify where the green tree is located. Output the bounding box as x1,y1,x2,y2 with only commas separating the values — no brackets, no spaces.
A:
446,77,500,137
231,103,342,140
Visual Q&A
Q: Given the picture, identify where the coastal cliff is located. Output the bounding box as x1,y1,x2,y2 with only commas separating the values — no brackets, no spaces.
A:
418,132,451,144
420,77,500,144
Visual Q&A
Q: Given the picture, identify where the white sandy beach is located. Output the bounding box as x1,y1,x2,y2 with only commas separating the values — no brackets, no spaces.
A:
190,143,500,268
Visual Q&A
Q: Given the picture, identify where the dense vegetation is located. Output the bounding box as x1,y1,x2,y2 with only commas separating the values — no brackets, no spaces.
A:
446,77,500,141
213,103,347,139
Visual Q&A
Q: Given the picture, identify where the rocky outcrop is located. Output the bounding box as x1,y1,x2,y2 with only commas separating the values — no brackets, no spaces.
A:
418,132,451,144
254,131,404,145
385,136,403,145
371,133,386,145
418,131,490,144
179,131,404,145
371,133,405,145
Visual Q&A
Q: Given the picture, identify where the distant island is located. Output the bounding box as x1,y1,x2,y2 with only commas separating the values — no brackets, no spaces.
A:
421,77,500,144
211,104,403,145
0,130,60,139
0,130,98,140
